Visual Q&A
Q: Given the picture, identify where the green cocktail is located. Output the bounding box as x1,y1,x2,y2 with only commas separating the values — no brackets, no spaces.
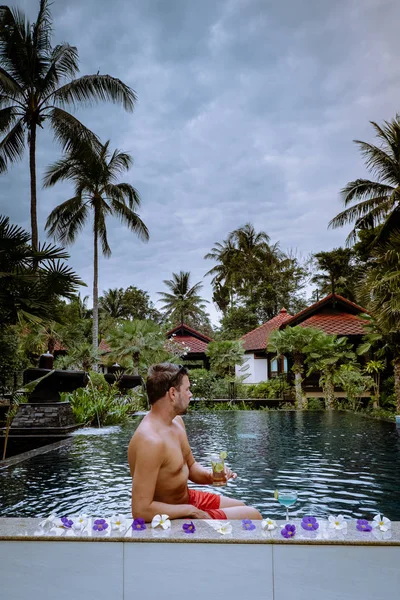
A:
211,451,227,486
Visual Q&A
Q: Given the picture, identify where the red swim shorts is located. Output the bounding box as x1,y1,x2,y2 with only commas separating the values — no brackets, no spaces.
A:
188,489,227,520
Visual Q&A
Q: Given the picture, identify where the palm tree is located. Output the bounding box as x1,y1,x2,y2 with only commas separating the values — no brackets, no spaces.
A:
268,326,320,409
329,116,400,245
312,248,357,300
158,271,208,326
44,141,149,352
0,215,83,325
99,288,125,319
305,332,356,409
0,1,136,250
106,320,164,375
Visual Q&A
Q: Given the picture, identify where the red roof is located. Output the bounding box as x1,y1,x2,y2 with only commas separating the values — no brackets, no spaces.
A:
241,308,292,351
166,323,213,342
282,293,367,328
296,311,367,335
172,335,209,354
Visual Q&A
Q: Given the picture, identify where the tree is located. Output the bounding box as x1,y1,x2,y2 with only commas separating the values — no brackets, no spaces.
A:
0,215,83,325
158,271,208,326
206,340,247,377
311,248,357,300
0,0,136,250
305,332,356,409
268,326,320,409
357,234,400,412
218,305,259,340
329,115,400,245
120,286,161,322
99,288,125,319
105,320,164,375
44,140,149,353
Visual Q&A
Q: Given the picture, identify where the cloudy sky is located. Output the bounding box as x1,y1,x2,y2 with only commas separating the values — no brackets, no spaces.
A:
2,0,400,324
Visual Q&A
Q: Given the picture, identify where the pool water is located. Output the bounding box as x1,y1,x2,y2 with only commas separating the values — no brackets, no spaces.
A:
1,411,400,519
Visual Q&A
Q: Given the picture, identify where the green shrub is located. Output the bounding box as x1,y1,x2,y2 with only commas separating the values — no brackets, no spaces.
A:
246,378,291,399
307,397,324,411
188,369,219,401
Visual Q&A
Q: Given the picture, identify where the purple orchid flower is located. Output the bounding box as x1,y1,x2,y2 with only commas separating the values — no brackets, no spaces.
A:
182,521,196,534
92,519,109,532
242,519,256,531
61,516,73,528
301,516,319,531
132,518,146,531
281,524,296,539
356,519,372,532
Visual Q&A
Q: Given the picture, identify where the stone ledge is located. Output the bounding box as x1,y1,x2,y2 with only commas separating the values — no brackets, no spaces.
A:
0,517,398,545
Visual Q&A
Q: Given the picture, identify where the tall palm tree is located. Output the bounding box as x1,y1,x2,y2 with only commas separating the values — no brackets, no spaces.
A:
44,141,149,352
329,116,400,245
311,248,357,300
0,0,136,250
99,288,125,319
158,271,208,326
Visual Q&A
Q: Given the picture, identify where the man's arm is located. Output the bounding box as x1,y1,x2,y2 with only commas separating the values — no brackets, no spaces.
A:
129,433,209,521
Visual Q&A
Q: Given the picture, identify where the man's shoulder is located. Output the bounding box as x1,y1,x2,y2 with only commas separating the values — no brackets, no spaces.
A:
130,419,164,448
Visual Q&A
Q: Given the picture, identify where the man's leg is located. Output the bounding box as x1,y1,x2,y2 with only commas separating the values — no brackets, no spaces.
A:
222,505,263,520
219,496,262,519
219,495,246,508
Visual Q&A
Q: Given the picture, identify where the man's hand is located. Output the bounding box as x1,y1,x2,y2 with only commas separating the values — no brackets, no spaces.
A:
188,506,211,519
223,466,237,483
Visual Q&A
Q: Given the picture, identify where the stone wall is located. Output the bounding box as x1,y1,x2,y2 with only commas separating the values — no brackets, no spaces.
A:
12,402,75,428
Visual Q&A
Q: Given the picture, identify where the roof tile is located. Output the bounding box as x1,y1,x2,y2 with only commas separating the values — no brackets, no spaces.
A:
241,308,292,351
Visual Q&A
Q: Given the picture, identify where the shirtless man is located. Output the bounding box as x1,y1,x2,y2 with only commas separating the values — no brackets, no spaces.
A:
128,363,262,521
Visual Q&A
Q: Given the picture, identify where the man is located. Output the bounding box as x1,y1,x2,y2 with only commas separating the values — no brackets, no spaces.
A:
128,363,262,521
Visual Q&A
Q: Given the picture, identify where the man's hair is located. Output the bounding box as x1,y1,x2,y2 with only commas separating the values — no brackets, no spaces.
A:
146,363,189,405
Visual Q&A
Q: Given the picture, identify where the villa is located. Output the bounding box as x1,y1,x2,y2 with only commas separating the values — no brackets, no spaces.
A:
236,293,369,388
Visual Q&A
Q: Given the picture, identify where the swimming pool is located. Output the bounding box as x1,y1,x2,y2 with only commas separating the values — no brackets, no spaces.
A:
1,411,399,519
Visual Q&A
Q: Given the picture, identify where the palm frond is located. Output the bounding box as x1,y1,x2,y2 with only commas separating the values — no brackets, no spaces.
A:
0,65,24,96
107,198,149,242
95,208,111,257
50,74,137,112
0,105,19,134
354,140,399,185
40,43,79,98
32,0,52,55
0,117,25,172
48,106,101,154
45,196,87,244
107,148,133,177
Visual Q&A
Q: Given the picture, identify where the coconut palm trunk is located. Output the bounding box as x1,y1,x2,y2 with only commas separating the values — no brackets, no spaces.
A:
29,124,39,252
395,359,400,414
92,216,99,353
293,354,305,409
323,371,336,410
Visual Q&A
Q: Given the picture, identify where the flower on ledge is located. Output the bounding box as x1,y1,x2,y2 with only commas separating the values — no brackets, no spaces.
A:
60,516,74,529
110,515,127,531
151,514,171,530
72,515,88,531
281,524,296,539
182,521,196,534
328,515,347,531
356,519,372,532
92,519,109,532
242,519,256,531
132,518,146,531
261,518,277,531
301,516,319,531
372,514,391,532
217,522,232,535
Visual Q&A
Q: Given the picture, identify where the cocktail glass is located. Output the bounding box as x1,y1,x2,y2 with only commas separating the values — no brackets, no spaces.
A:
276,489,298,521
211,451,227,486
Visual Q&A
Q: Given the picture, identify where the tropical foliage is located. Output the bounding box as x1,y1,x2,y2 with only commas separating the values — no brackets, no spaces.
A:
158,271,209,328
0,0,136,250
329,116,400,245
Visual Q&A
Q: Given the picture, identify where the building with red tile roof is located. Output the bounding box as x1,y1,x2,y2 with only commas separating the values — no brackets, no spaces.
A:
237,294,368,384
166,323,213,369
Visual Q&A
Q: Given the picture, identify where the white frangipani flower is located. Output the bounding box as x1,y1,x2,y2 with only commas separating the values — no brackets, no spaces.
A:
328,515,347,530
372,514,391,532
151,514,171,529
39,515,57,529
72,514,88,531
261,518,277,531
110,515,127,531
217,522,232,535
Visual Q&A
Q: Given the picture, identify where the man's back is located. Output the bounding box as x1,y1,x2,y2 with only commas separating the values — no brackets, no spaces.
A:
128,414,191,506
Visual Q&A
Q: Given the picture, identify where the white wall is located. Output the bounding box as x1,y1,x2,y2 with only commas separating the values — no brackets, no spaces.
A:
236,354,268,384
1,540,399,600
